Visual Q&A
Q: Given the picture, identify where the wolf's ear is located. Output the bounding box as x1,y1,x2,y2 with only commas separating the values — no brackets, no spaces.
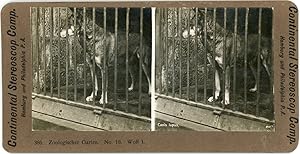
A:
192,8,205,18
191,8,205,14
69,7,74,13
198,8,206,13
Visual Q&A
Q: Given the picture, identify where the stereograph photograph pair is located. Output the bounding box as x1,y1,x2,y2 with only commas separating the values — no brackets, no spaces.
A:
1,1,298,152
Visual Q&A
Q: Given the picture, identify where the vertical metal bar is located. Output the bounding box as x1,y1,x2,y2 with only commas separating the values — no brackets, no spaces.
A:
256,8,262,116
165,8,169,96
194,8,199,102
50,7,54,97
57,8,61,97
155,9,162,94
186,9,190,100
270,9,274,119
244,8,249,113
178,8,182,98
233,8,238,109
73,7,77,101
223,8,227,105
36,8,40,94
162,8,167,94
125,8,130,112
159,9,163,93
172,8,176,97
138,8,143,116
65,8,69,101
43,8,47,95
212,8,216,106
114,8,118,110
204,8,207,104
103,7,107,108
83,7,87,103
31,8,34,92
92,8,96,105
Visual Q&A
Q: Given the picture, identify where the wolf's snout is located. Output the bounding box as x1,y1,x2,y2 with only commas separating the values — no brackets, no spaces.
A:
60,26,75,38
182,26,197,39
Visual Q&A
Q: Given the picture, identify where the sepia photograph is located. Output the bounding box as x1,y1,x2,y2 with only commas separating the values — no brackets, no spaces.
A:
154,8,274,131
1,1,298,152
31,7,152,131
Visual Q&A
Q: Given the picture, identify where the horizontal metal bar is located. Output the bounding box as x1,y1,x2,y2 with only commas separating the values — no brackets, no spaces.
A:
32,110,106,131
32,93,151,122
155,93,274,124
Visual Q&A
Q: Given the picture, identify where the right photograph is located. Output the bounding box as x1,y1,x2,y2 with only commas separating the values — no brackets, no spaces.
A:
154,8,274,131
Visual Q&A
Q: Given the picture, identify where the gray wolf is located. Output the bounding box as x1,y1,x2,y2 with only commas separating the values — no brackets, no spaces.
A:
61,10,151,104
182,9,272,105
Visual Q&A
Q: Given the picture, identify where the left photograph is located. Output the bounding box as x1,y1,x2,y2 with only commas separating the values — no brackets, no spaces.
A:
31,7,152,131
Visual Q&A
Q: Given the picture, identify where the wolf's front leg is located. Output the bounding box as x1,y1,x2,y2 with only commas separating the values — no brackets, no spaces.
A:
86,65,98,102
208,70,221,103
223,66,230,105
141,62,151,96
128,65,135,92
99,69,108,104
249,64,258,92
